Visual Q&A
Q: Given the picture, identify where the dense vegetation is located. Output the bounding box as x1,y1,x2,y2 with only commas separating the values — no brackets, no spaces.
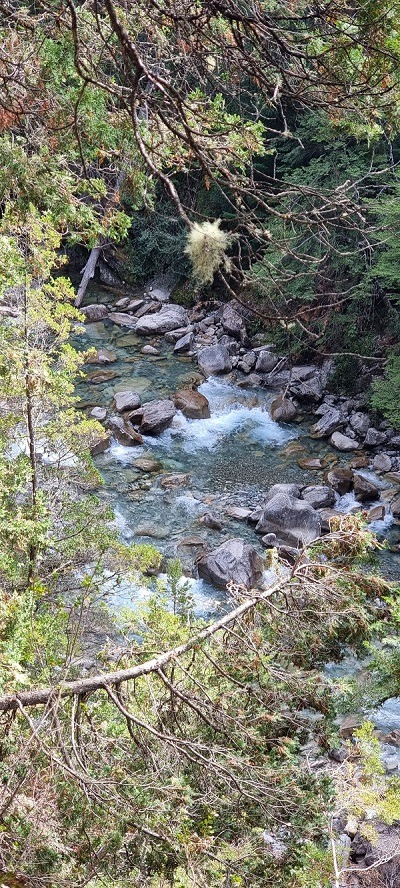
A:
1,1,400,885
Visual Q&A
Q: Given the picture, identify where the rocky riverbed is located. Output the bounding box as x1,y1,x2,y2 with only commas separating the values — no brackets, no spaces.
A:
73,280,400,612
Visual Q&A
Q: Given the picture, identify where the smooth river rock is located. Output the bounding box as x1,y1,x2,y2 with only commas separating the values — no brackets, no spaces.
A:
197,344,232,376
353,473,380,502
108,312,138,328
330,431,360,451
107,415,143,446
136,305,188,335
197,538,264,589
255,493,321,548
325,467,353,494
270,393,297,423
173,389,210,419
114,390,141,413
82,303,109,322
140,399,176,433
302,485,336,509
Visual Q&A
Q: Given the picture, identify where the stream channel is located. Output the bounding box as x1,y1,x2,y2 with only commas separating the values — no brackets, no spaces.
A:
73,287,400,747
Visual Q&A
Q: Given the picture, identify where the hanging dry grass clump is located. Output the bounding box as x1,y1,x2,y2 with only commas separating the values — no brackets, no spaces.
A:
185,219,233,285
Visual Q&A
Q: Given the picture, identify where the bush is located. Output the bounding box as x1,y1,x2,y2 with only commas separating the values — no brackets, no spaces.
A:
371,355,400,429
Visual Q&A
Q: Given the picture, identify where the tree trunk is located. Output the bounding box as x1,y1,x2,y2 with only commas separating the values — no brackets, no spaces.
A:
74,169,126,307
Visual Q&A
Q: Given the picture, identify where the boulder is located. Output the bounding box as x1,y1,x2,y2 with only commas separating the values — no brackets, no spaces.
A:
127,298,146,314
89,431,111,455
165,326,193,343
173,389,210,419
140,399,176,434
318,508,340,533
373,453,392,473
330,431,360,451
264,483,302,502
353,473,380,502
221,304,245,339
368,504,385,522
197,345,232,376
349,412,370,437
389,435,400,449
82,303,109,322
134,300,160,318
108,312,138,328
255,493,321,547
270,393,297,423
238,351,256,373
255,350,279,373
174,331,193,354
114,391,141,413
136,305,188,335
302,485,336,509
90,406,107,422
311,408,342,438
107,415,143,446
326,467,353,494
364,427,388,448
114,297,131,309
391,496,400,518
197,538,264,589
289,375,323,403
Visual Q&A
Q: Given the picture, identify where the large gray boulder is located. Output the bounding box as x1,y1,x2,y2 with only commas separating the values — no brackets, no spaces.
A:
270,393,297,423
311,408,342,438
114,391,141,413
353,474,379,503
349,412,370,437
197,538,264,589
136,305,188,335
83,303,109,322
197,344,232,376
326,467,353,494
302,485,336,509
221,304,245,339
330,431,360,451
255,493,321,548
364,428,388,448
256,349,279,374
140,399,176,434
173,389,210,419
108,312,138,328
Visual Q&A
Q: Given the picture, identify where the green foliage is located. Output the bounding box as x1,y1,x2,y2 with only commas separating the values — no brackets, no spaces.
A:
371,355,400,426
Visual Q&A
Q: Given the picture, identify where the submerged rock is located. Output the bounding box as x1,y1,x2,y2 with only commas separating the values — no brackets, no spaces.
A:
134,457,162,473
197,538,264,589
140,399,176,433
173,389,210,419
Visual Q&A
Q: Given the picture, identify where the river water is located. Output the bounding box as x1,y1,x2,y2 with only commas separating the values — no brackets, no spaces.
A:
73,292,400,615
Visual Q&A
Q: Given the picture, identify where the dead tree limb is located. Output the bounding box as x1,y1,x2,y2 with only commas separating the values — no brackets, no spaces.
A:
0,579,283,713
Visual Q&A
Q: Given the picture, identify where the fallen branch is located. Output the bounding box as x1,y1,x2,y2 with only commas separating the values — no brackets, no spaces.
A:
0,579,284,712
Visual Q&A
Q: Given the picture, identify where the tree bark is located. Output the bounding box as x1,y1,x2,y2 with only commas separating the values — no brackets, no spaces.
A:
74,169,126,307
